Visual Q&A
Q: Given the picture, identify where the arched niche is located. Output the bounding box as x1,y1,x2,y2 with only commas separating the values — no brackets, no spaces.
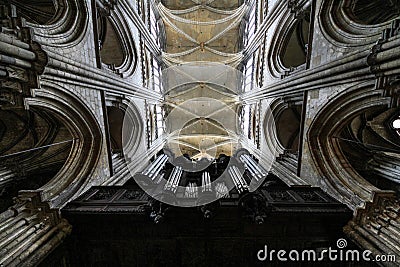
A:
275,106,301,152
121,99,145,159
0,108,72,212
280,12,310,69
98,15,125,67
267,8,312,78
96,9,138,77
11,0,57,25
344,0,400,25
268,97,303,155
318,0,398,47
22,80,103,208
266,97,302,173
107,106,124,153
307,82,397,209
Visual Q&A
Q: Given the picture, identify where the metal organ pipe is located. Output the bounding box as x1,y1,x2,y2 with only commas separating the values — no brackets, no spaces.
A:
142,154,169,181
240,154,267,181
185,183,198,198
164,167,177,191
229,167,243,193
240,155,259,179
149,156,168,180
245,155,266,176
232,165,248,190
228,165,248,194
201,172,212,193
142,154,166,175
164,166,183,193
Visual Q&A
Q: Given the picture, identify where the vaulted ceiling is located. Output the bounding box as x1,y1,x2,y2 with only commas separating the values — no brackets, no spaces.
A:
158,0,248,159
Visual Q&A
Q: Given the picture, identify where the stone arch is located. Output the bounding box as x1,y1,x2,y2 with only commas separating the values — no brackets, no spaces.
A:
23,80,103,208
121,99,145,160
0,108,72,212
107,106,124,153
260,100,282,158
27,0,89,48
97,6,139,77
273,101,301,153
267,7,311,78
11,0,57,25
265,97,303,174
307,82,396,209
98,16,125,67
280,14,310,70
344,0,400,25
318,0,398,47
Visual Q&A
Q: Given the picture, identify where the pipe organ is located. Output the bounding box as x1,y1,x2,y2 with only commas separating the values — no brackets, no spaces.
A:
228,165,249,194
239,154,267,181
164,166,183,193
140,154,169,182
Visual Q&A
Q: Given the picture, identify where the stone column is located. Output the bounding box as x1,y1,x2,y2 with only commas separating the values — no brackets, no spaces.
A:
0,192,71,266
0,4,46,109
344,192,400,266
367,152,400,185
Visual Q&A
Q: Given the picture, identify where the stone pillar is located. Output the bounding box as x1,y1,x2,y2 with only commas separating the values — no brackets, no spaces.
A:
368,152,400,185
367,19,400,108
344,192,400,266
0,4,46,109
0,166,15,192
0,192,71,266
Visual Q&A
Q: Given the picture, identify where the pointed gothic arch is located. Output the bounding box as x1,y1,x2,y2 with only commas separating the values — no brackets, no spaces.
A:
23,81,104,208
307,82,397,209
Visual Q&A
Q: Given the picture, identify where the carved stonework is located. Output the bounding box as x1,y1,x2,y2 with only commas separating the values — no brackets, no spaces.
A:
97,0,117,16
120,190,145,201
17,190,62,226
90,188,119,200
0,4,47,109
354,193,399,232
297,191,325,202
267,190,296,202
288,0,309,19
367,19,400,107
345,192,400,265
239,192,270,224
